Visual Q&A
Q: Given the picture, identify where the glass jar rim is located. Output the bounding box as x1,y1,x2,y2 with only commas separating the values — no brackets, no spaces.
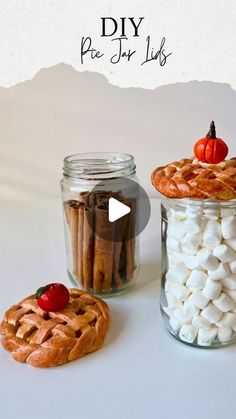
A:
63,152,136,179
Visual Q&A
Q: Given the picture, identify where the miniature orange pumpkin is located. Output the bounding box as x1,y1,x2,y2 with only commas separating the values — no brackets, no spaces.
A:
194,121,228,164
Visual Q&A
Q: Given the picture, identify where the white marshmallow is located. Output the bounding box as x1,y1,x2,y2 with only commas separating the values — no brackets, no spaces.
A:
203,279,222,300
186,270,208,290
208,263,230,281
167,237,181,253
197,248,219,271
163,306,173,317
166,263,190,284
225,239,236,252
169,316,182,333
221,274,236,290
198,327,217,346
170,283,190,301
203,220,222,248
186,206,203,218
179,324,198,343
229,261,236,274
165,279,172,292
204,208,220,220
217,327,232,343
232,323,236,332
221,208,236,218
170,209,186,221
201,303,223,323
224,289,236,302
173,307,192,324
213,293,235,312
166,293,182,309
183,300,200,317
221,216,236,240
216,312,236,328
182,233,202,255
192,315,211,330
183,255,202,270
184,216,203,234
188,290,209,309
168,221,186,241
168,252,185,266
213,244,236,263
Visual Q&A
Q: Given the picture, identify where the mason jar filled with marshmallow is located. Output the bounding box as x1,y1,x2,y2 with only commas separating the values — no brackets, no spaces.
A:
152,121,236,347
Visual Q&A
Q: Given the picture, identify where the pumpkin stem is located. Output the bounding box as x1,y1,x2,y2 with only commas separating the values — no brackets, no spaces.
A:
206,121,216,138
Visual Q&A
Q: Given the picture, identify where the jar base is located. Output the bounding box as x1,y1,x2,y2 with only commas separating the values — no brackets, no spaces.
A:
67,270,136,298
167,327,236,349
161,307,236,349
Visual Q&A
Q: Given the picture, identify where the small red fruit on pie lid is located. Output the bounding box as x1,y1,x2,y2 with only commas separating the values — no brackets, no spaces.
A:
36,283,70,312
194,121,228,164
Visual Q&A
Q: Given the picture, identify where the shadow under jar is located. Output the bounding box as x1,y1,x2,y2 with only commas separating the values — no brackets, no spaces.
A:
61,152,139,297
161,198,236,348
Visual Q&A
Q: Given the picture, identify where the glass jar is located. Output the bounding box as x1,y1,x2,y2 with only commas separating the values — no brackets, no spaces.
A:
161,197,236,348
61,152,139,297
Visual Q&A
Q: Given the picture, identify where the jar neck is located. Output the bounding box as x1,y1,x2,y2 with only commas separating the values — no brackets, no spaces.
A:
162,197,236,210
63,152,136,180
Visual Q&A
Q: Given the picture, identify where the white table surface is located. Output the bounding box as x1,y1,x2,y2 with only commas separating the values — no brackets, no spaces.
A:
0,198,236,419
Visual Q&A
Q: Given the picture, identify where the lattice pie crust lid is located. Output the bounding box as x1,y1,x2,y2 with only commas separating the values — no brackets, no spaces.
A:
151,158,236,200
0,289,110,367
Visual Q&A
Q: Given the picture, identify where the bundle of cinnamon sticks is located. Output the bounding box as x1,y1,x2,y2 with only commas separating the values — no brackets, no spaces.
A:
64,191,136,294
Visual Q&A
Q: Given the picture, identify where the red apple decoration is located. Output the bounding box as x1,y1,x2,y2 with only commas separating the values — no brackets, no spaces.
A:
36,283,69,312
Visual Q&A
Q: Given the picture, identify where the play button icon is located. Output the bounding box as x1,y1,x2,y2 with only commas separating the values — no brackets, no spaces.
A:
82,177,151,242
108,197,131,222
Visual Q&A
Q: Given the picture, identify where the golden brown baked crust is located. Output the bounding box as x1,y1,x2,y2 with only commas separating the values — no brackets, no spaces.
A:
151,157,236,200
0,289,110,367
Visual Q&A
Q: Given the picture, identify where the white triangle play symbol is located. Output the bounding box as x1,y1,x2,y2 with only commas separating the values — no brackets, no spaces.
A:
108,197,131,222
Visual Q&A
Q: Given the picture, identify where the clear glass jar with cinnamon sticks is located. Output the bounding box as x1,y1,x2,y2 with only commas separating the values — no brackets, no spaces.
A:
61,152,139,296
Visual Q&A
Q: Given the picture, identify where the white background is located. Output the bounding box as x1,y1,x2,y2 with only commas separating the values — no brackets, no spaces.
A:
1,2,236,418
1,64,236,201
0,0,236,89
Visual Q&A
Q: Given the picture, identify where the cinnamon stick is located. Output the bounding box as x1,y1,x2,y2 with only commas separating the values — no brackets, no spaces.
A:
95,192,110,207
93,206,114,293
64,200,77,229
125,239,134,281
82,207,94,289
69,203,79,278
124,198,136,281
94,191,121,207
63,190,136,292
88,192,96,208
63,201,71,228
112,215,127,288
79,191,90,205
77,204,85,285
